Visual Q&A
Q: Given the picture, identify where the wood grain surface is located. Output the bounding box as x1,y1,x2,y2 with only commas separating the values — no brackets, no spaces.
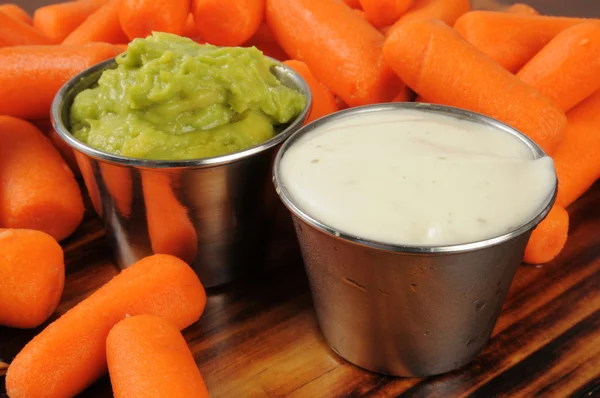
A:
1,0,599,397
1,180,599,398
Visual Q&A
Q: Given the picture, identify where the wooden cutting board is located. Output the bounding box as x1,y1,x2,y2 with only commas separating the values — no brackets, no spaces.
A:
1,1,599,397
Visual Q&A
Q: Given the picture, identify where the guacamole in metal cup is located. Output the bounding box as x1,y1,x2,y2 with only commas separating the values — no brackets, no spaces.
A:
69,32,307,160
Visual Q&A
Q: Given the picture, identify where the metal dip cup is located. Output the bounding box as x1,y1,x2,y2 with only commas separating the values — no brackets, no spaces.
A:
273,103,557,377
51,57,312,288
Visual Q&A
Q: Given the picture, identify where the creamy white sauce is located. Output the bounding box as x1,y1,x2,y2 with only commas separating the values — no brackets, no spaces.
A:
279,108,555,246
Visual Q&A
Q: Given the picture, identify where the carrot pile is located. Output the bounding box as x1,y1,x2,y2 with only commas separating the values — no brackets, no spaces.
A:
1,0,600,396
6,254,206,397
260,0,597,263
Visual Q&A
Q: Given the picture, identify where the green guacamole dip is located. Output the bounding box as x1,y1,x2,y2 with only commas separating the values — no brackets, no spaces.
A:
70,32,306,160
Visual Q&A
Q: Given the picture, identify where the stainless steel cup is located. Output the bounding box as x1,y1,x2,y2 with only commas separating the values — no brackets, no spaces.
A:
273,103,557,377
52,57,312,288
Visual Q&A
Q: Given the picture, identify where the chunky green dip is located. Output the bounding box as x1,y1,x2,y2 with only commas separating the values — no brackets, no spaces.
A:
69,32,306,160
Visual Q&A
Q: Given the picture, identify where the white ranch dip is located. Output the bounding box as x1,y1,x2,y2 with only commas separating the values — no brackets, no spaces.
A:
279,108,555,246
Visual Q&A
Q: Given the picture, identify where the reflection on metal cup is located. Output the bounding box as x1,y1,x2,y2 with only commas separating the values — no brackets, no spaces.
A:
273,103,557,377
52,57,312,288
99,162,133,219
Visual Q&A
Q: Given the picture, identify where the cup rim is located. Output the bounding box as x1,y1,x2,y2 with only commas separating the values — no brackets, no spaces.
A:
273,102,558,255
51,55,313,169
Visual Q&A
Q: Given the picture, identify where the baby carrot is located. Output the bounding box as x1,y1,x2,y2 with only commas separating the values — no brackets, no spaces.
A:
391,86,415,102
359,0,413,28
114,43,128,53
63,0,128,45
107,315,210,398
0,43,121,119
0,12,52,47
0,117,84,241
335,96,349,110
244,23,289,61
0,229,64,329
379,25,392,35
31,118,54,132
120,0,189,41
517,22,600,113
33,0,106,43
142,171,198,265
0,4,33,25
193,0,265,46
5,254,206,398
386,0,470,37
284,60,339,123
523,205,569,264
182,14,203,39
267,0,404,107
507,3,538,15
453,11,594,72
343,0,362,8
383,19,567,155
554,90,600,208
354,8,366,20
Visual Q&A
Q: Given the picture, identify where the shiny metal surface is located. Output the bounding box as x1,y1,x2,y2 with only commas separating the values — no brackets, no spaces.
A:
273,103,557,377
52,57,312,288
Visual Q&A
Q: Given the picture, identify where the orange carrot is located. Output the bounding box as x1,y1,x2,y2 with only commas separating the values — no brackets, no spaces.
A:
386,0,470,37
343,0,362,9
33,0,106,43
453,11,594,72
383,19,567,155
359,0,413,28
379,25,393,35
335,96,350,110
0,43,120,119
267,0,403,107
517,22,600,113
244,23,289,61
553,90,600,208
142,171,198,265
182,13,203,39
120,0,189,41
0,12,52,47
31,118,54,132
107,315,210,398
0,4,32,25
0,117,84,241
5,254,206,398
354,8,366,20
114,43,128,53
63,0,128,44
507,3,538,15
47,127,80,176
284,60,339,123
523,205,569,264
193,0,264,46
391,86,414,102
100,163,133,218
0,229,64,329
414,95,425,102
